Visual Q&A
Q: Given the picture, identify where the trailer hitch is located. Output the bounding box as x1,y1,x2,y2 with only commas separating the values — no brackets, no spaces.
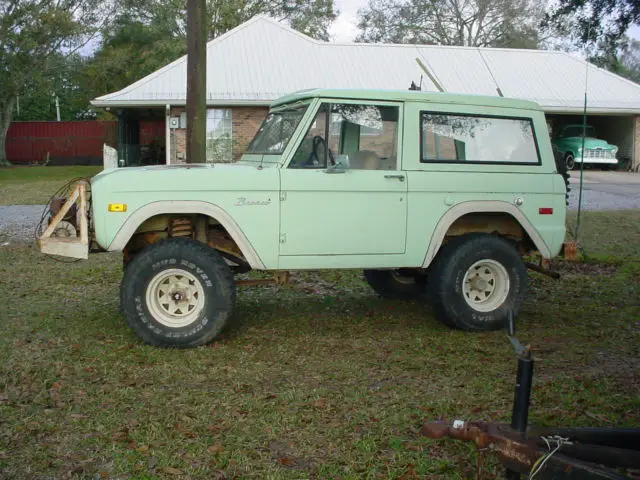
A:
420,312,640,479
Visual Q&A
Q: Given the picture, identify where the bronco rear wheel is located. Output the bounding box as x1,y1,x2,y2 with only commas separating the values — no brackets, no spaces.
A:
429,234,527,331
120,238,235,347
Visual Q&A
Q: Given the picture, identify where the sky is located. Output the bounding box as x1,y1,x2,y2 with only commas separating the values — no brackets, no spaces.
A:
328,0,367,42
327,0,640,44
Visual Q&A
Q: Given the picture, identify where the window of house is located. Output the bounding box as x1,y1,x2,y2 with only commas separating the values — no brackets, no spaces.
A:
206,109,233,163
289,103,399,170
420,113,540,164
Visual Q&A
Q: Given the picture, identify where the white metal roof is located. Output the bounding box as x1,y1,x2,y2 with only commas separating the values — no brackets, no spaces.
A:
92,15,640,114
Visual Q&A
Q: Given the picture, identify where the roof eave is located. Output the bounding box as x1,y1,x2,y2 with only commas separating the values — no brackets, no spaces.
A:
90,99,273,108
542,105,640,115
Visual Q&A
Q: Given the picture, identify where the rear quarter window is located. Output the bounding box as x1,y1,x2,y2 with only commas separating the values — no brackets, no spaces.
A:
420,112,541,165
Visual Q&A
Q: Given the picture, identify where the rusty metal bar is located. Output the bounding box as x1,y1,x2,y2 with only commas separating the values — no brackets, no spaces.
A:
186,0,207,164
235,271,290,287
525,262,561,279
420,421,540,473
235,278,278,287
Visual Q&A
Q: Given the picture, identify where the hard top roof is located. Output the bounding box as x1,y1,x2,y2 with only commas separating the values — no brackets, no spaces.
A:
271,88,542,111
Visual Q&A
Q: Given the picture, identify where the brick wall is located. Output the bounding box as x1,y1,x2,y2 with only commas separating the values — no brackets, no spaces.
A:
231,107,269,160
167,106,268,164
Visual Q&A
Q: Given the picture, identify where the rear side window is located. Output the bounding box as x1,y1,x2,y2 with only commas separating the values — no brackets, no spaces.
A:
420,112,540,165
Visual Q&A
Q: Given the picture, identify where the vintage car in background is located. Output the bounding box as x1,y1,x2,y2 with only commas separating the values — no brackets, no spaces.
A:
552,124,618,170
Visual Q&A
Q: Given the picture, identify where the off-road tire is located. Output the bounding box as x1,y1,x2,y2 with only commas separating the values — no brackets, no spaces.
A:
363,269,427,299
120,238,235,348
429,234,527,331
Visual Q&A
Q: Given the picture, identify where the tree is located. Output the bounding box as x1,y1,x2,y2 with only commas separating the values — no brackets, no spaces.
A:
73,0,337,117
77,14,187,111
12,54,96,122
544,0,640,53
355,0,542,48
618,38,640,83
118,0,337,42
0,0,107,166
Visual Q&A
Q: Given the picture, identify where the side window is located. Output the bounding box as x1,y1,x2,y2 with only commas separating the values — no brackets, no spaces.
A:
420,113,540,164
289,104,329,169
289,103,399,170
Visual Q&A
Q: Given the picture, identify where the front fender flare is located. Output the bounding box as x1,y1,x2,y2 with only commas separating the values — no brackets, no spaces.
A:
107,200,266,269
421,201,551,268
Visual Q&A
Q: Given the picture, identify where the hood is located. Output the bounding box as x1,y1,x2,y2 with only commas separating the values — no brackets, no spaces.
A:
552,137,614,149
91,162,277,193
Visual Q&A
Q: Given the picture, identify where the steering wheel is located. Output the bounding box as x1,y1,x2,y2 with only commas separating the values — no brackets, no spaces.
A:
306,135,335,167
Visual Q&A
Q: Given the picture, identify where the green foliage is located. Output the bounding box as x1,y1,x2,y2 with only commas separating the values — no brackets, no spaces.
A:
78,15,187,107
0,0,105,165
1,0,337,165
12,54,96,122
356,0,542,48
613,37,640,84
544,0,640,51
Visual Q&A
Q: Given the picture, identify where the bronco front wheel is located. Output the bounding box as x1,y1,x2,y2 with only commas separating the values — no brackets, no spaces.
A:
120,238,235,347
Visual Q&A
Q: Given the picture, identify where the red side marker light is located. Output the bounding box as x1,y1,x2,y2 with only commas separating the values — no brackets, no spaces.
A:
539,208,553,215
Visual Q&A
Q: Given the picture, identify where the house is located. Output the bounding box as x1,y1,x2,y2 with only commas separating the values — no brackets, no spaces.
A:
92,15,640,169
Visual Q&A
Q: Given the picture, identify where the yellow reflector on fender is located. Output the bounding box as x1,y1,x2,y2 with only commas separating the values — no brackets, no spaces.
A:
108,203,127,212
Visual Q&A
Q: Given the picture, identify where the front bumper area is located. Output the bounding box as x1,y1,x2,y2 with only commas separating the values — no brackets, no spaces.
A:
575,156,618,165
37,181,90,259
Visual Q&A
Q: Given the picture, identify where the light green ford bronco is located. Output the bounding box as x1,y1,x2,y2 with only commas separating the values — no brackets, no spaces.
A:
38,89,567,347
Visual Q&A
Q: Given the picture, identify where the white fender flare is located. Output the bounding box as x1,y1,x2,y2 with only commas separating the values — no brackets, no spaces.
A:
422,201,551,268
107,200,266,269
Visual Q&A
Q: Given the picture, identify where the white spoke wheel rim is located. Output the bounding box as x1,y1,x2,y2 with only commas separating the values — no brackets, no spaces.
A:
462,259,510,312
145,268,206,328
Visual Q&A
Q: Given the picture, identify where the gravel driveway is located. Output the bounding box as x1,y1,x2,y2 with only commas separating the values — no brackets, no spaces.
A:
0,205,45,244
1,172,638,244
568,171,640,211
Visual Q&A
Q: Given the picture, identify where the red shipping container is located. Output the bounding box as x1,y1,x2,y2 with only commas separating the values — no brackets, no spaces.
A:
6,120,165,165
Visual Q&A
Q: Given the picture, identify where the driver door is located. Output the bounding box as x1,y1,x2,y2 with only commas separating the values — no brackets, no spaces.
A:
278,101,407,260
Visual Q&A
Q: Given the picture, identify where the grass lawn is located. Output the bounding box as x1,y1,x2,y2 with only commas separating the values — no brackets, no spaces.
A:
0,166,102,205
0,211,638,479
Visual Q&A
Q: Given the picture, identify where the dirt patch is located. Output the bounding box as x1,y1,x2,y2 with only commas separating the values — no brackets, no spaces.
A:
550,260,618,276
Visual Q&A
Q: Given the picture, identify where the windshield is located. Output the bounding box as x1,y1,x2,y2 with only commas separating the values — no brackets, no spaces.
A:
247,104,309,154
564,125,596,137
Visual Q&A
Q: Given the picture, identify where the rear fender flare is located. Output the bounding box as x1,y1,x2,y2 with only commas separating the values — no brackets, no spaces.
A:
422,201,551,268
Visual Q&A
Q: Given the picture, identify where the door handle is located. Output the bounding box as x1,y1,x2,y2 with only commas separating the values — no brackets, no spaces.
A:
384,174,405,182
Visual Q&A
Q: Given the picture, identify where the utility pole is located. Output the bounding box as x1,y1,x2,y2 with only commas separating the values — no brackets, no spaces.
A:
186,0,207,164
55,96,61,121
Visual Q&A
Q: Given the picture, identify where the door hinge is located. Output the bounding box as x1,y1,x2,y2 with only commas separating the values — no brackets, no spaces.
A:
280,191,287,201
279,233,286,244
